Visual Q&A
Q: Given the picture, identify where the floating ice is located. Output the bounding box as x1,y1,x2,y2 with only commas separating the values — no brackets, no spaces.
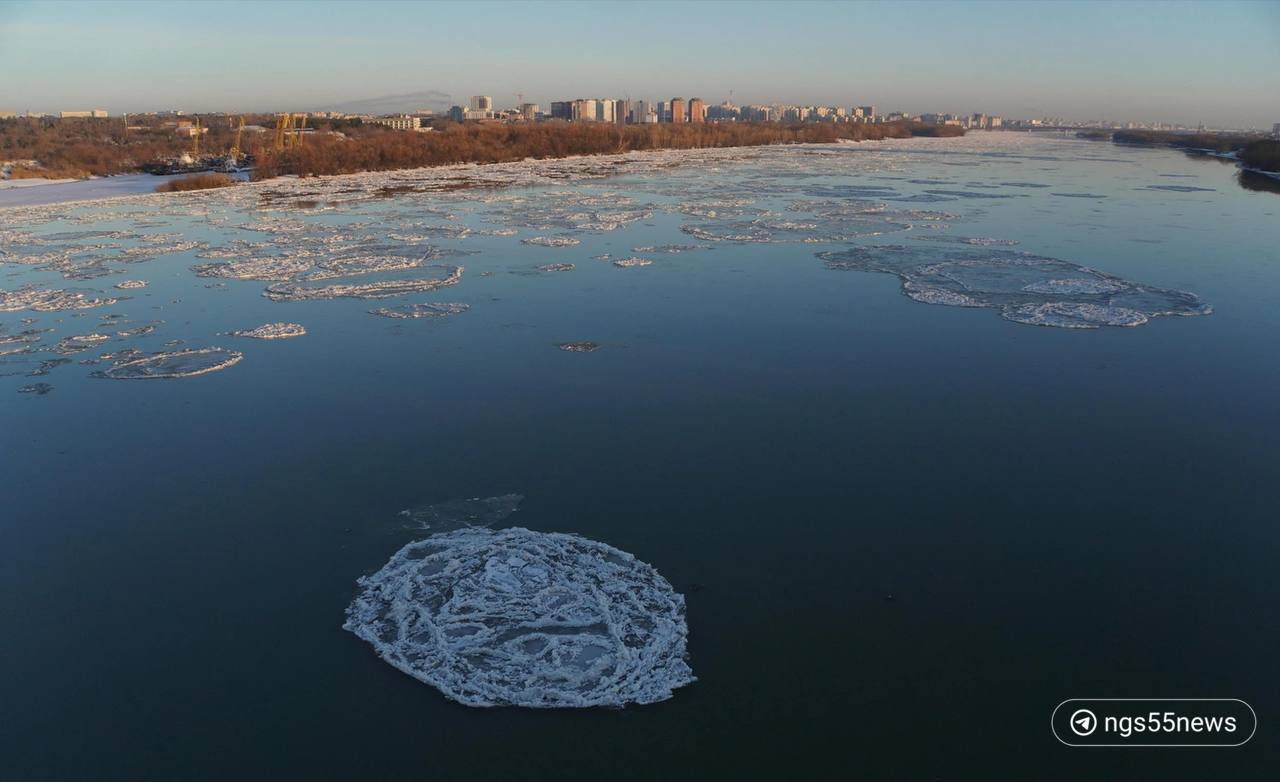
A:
343,526,694,708
817,244,1211,329
96,347,243,379
612,257,652,268
0,285,118,313
113,280,148,290
632,244,708,254
228,322,307,339
535,263,575,272
522,236,580,247
264,265,463,302
192,256,312,281
53,333,111,354
18,382,52,395
1002,302,1149,328
914,235,1020,247
1021,278,1127,295
558,341,600,352
368,302,470,319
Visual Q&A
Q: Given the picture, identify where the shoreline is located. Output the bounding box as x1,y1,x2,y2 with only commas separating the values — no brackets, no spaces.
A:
0,136,946,212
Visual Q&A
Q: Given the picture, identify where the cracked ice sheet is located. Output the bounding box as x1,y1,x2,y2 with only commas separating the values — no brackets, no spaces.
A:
344,526,695,708
817,244,1210,329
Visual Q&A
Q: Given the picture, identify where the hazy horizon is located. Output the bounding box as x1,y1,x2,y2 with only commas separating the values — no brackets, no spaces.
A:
1,0,1278,128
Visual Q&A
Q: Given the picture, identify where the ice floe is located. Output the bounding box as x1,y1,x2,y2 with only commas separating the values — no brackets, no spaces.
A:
558,341,600,352
343,526,694,708
368,302,470,319
228,322,307,340
96,347,243,379
0,285,118,313
264,265,463,302
522,236,580,247
817,244,1210,329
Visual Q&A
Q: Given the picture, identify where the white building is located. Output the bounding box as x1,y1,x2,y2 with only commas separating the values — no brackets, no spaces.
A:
369,115,421,131
469,96,493,112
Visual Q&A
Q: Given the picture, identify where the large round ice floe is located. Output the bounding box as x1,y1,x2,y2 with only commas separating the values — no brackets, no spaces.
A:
344,526,695,708
817,245,1211,329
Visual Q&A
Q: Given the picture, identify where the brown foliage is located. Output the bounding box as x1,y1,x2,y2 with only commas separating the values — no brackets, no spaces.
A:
0,115,270,178
154,173,236,192
250,121,961,180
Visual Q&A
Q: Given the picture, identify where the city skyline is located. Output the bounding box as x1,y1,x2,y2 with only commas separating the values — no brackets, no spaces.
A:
2,0,1278,129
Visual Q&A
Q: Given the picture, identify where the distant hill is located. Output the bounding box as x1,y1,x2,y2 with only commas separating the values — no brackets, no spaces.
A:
321,90,454,115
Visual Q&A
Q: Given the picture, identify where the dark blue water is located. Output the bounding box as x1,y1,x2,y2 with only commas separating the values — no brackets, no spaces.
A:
2,133,1277,779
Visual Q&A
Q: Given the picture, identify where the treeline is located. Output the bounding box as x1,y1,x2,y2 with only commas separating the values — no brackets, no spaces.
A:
1111,129,1261,155
250,121,963,180
0,115,255,179
1239,140,1280,173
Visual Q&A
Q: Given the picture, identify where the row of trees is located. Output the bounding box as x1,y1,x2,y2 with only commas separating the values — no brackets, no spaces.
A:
1239,140,1280,173
1111,129,1261,155
250,121,964,180
0,116,250,179
1,115,966,182
1106,129,1279,173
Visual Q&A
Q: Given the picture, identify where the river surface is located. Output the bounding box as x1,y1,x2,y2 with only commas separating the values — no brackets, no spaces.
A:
1,131,1277,779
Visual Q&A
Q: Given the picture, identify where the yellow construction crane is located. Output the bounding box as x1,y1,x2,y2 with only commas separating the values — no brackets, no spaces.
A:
274,113,291,151
191,115,202,158
229,116,245,163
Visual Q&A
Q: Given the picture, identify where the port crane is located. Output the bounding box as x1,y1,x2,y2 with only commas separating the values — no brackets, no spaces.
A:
228,116,245,164
273,113,307,151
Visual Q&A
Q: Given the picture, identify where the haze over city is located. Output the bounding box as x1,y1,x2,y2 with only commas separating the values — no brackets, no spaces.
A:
2,0,1278,129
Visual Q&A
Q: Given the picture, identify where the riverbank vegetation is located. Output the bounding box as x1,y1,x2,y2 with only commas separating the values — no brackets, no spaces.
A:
154,172,236,192
1238,140,1280,173
250,121,963,180
0,116,247,179
1111,129,1263,155
2,115,963,183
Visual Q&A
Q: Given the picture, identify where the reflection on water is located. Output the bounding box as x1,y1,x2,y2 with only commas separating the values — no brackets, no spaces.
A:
1237,169,1280,195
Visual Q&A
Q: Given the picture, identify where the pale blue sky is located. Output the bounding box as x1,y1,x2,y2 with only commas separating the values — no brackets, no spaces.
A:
1,0,1277,127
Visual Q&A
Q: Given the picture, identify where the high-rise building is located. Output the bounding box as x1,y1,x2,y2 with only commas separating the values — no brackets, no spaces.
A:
550,102,572,120
633,100,656,124
860,106,877,123
519,103,539,121
615,98,628,125
571,99,597,122
688,98,706,123
469,96,493,112
670,98,687,123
